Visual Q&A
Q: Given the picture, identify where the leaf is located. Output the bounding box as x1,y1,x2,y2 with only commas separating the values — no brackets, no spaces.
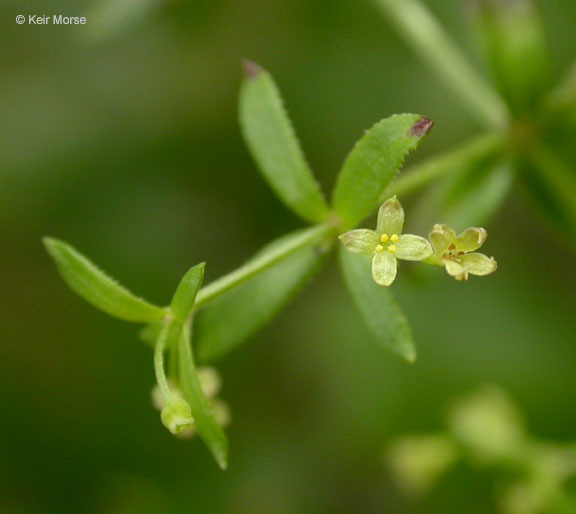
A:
523,145,576,236
239,61,330,223
339,246,416,362
422,157,514,228
195,229,327,362
470,0,550,115
43,237,166,323
170,263,205,323
178,322,228,469
332,114,433,229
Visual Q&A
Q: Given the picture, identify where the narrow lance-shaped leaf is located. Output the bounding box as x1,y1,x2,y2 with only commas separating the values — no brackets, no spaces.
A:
339,246,416,362
239,61,330,223
524,145,576,236
196,229,328,362
178,321,228,469
332,114,433,230
470,0,550,115
43,237,166,323
415,156,514,229
170,263,205,323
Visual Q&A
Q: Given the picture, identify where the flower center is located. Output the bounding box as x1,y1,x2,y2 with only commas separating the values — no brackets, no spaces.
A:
376,233,399,254
442,244,465,262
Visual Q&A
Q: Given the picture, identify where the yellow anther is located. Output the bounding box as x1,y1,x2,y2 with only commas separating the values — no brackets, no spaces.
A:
388,245,397,254
375,244,384,253
380,234,389,243
391,234,400,243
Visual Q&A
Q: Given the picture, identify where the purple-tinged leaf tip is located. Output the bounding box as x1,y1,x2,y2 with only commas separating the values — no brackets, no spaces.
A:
242,60,263,79
410,117,434,138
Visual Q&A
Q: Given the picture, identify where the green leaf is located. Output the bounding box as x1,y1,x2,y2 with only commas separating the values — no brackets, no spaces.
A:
332,114,433,229
372,0,508,129
385,133,503,199
524,145,576,236
196,229,327,362
339,246,416,362
239,61,330,223
470,0,550,115
178,322,228,469
545,60,576,121
424,158,514,228
43,237,166,323
170,263,205,322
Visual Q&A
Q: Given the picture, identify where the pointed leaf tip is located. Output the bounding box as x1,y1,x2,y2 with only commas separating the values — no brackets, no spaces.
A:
410,117,434,138
43,236,166,323
170,262,206,322
242,59,263,79
332,114,431,228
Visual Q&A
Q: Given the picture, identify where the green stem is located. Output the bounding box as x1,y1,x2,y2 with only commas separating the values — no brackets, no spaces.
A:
195,223,334,308
154,321,172,399
372,0,509,130
384,133,503,199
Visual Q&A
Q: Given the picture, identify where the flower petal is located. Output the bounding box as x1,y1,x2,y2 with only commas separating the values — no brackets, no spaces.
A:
444,260,467,281
377,196,404,236
338,229,379,255
372,252,398,287
429,224,455,255
460,253,497,276
395,234,433,261
454,228,487,252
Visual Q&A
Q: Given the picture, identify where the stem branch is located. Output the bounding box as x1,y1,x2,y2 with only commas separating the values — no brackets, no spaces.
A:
195,223,334,308
384,133,503,199
154,322,172,399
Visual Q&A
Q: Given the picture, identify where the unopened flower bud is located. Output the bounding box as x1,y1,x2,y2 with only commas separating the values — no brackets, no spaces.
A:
212,399,231,428
198,367,221,399
161,396,195,435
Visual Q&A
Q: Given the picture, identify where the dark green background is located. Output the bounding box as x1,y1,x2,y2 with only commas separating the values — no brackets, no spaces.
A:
2,0,575,512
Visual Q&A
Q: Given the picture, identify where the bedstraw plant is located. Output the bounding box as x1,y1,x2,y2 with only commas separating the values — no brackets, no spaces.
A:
44,58,500,468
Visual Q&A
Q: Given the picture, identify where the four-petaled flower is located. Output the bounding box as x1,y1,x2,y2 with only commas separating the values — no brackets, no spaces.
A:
339,196,433,286
428,224,497,281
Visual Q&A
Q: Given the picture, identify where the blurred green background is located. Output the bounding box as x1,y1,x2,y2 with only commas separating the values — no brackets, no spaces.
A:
2,0,576,512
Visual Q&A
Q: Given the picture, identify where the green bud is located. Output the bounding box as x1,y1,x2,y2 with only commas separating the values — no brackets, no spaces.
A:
448,386,525,462
212,399,232,428
161,396,195,435
387,435,457,495
197,367,222,400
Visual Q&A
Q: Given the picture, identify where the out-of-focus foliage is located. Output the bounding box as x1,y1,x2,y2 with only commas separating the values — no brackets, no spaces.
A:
2,0,576,513
388,386,576,514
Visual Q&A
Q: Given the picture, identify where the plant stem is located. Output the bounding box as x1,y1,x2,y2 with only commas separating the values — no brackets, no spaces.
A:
372,0,509,130
195,223,334,308
384,133,503,199
154,321,172,399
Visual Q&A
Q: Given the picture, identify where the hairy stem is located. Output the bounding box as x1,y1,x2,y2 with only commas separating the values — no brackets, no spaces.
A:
195,223,334,308
154,321,172,399
384,133,504,199
372,0,508,130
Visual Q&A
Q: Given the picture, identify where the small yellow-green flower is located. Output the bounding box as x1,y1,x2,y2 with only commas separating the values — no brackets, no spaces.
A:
339,196,433,286
428,224,497,281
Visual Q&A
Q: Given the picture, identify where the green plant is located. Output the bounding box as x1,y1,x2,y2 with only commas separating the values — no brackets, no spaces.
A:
373,0,576,236
387,386,576,514
44,60,499,468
